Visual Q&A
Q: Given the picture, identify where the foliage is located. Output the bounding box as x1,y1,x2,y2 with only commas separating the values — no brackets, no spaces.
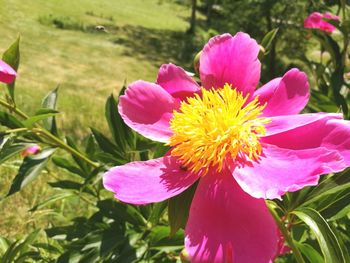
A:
1,0,350,262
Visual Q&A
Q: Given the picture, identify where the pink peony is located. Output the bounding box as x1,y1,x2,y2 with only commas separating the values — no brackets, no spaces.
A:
0,60,17,84
304,11,340,33
103,32,350,262
21,145,41,157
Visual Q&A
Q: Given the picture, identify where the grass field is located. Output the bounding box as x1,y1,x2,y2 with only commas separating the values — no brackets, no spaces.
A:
0,0,194,138
0,0,197,239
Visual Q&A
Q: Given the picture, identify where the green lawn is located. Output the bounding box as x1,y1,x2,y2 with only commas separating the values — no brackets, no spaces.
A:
0,0,195,238
0,0,192,138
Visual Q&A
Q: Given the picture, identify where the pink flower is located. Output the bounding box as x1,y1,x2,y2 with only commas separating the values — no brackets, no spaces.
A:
103,33,350,262
21,145,41,157
0,60,17,84
304,11,340,33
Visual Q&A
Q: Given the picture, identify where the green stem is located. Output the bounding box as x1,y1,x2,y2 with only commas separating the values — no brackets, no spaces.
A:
0,98,99,168
34,128,99,168
267,202,305,263
0,99,28,119
1,127,29,135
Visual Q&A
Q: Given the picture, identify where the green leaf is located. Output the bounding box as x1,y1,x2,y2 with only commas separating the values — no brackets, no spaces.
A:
66,136,89,173
308,91,339,113
295,242,324,263
330,67,348,116
260,28,279,54
105,94,132,151
52,156,85,177
313,33,341,66
318,190,350,220
0,138,30,165
168,182,197,236
0,111,24,128
148,201,168,226
97,199,147,226
304,169,350,206
0,237,10,255
48,180,82,190
329,203,350,221
23,109,59,128
7,148,55,196
41,86,59,135
2,36,20,102
148,226,184,248
292,207,345,263
1,229,40,263
90,128,125,161
30,192,74,212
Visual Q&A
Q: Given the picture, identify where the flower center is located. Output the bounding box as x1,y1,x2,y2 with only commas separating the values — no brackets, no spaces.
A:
169,84,271,175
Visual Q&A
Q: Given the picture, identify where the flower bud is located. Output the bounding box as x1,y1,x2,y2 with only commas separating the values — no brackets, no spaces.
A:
0,60,17,84
21,145,41,157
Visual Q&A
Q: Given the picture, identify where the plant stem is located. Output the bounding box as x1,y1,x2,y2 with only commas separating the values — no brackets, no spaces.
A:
0,98,28,119
1,127,29,135
0,98,99,169
34,128,99,168
267,202,305,263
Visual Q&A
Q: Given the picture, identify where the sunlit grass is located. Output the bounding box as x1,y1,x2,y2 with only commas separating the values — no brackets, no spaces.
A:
0,0,192,240
0,0,191,138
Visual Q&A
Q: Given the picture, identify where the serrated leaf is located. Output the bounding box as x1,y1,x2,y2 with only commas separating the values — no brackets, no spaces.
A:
292,207,345,263
168,182,197,236
2,36,20,101
41,86,59,135
7,148,55,196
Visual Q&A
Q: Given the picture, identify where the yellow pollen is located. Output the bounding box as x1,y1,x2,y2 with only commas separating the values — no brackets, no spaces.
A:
169,84,271,175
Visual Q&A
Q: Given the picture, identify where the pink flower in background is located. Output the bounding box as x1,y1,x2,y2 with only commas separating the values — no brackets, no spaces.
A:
103,32,350,262
304,11,340,33
0,60,17,84
21,145,41,157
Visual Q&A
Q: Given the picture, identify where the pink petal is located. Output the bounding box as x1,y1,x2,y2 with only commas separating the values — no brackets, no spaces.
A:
263,115,350,166
0,60,16,84
200,32,261,96
304,12,337,33
157,63,200,100
265,113,342,136
119,80,180,143
234,144,345,199
323,12,340,22
255,69,309,116
103,155,200,205
185,169,278,263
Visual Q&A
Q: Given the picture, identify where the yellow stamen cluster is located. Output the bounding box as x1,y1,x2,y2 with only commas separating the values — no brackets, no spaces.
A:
169,84,271,175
